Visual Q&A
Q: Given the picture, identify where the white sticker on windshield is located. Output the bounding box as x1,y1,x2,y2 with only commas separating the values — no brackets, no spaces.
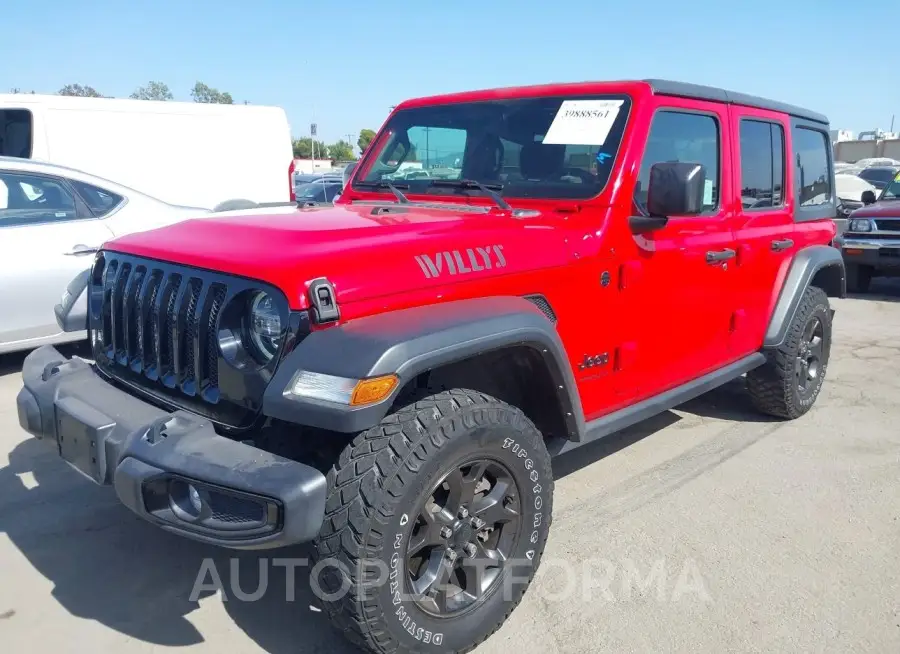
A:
543,100,624,146
703,179,714,206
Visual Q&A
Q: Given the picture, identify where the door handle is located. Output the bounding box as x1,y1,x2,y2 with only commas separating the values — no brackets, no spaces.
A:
706,249,736,264
770,238,794,252
64,245,99,256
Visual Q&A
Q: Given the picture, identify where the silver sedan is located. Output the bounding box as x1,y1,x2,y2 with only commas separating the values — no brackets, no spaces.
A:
0,157,209,354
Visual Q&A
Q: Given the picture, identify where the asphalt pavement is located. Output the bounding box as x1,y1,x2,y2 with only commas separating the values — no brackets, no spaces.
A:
1,281,899,653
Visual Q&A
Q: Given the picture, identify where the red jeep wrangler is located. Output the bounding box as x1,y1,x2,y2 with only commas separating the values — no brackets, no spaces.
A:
18,79,844,653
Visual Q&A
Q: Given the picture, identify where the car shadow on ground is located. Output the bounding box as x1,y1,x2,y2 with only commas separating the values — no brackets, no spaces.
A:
847,276,900,303
0,437,357,654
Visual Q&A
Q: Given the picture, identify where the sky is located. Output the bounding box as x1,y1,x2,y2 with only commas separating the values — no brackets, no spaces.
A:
3,0,895,150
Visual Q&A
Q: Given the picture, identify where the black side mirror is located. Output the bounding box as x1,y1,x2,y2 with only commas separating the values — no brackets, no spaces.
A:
862,190,877,205
630,162,706,234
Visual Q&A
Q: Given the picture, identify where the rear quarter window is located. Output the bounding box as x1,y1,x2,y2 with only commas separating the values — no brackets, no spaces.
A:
0,109,33,158
70,181,125,216
791,122,835,222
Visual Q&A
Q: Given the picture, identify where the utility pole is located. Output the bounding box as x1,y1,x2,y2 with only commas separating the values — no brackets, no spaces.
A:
346,133,355,157
310,121,317,171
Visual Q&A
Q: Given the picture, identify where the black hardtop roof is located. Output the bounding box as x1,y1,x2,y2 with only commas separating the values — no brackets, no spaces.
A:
644,79,829,125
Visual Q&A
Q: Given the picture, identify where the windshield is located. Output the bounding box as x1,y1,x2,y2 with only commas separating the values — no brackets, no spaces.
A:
355,94,632,200
880,171,900,200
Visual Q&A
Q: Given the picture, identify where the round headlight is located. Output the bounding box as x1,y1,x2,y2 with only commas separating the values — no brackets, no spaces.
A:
248,292,283,361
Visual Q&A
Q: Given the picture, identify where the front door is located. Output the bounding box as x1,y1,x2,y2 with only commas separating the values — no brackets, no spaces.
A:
620,100,737,398
0,170,112,348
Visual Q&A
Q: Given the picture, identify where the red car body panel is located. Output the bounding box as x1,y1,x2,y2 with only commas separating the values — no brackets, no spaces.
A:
104,80,836,423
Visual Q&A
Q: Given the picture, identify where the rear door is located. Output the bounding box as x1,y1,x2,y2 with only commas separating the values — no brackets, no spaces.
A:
0,170,112,347
624,99,738,396
727,109,795,355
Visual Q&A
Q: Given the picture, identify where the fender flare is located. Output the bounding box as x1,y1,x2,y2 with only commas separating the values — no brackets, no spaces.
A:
764,245,845,348
262,296,585,436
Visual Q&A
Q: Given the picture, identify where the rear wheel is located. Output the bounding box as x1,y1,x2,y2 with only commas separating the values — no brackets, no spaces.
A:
313,389,553,653
846,263,872,293
747,285,832,419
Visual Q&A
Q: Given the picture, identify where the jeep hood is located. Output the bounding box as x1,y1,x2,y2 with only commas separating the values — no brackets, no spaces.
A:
850,200,900,218
103,203,569,310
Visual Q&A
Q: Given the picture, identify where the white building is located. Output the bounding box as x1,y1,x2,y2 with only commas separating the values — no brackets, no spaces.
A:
292,157,336,174
830,129,854,143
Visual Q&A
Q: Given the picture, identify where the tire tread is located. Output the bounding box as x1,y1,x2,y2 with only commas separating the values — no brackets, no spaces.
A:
313,388,552,654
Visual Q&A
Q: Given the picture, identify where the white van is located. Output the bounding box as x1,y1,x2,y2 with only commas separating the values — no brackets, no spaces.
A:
0,94,295,209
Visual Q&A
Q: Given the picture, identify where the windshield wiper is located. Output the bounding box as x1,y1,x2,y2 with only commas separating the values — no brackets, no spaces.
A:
428,179,511,211
355,180,410,204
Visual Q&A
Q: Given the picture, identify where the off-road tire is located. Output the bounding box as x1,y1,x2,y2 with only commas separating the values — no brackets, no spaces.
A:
747,285,832,419
313,389,554,654
845,263,872,293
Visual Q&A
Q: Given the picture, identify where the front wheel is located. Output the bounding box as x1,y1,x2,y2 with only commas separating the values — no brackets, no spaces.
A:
313,389,553,653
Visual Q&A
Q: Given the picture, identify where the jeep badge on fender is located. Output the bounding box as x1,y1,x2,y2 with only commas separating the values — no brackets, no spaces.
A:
17,78,843,654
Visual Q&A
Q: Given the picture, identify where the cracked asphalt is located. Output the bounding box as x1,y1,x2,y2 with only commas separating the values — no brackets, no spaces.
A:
1,280,899,653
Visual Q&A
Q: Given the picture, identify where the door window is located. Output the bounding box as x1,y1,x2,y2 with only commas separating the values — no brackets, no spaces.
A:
739,119,786,209
635,111,720,214
0,172,79,227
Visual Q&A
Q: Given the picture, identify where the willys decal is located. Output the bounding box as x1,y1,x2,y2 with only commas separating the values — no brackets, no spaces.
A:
414,245,506,279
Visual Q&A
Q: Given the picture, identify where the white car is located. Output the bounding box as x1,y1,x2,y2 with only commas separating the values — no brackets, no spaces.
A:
0,157,210,354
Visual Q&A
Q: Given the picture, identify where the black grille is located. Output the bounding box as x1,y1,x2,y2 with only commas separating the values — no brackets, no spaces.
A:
96,261,218,397
875,219,900,232
89,251,306,429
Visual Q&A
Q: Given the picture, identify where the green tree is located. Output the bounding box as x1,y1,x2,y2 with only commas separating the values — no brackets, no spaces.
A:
191,82,233,104
358,129,377,153
292,137,329,159
58,84,102,98
130,81,173,101
328,140,355,161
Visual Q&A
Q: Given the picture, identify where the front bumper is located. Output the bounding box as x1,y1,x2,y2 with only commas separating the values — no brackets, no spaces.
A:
837,237,900,270
16,345,327,549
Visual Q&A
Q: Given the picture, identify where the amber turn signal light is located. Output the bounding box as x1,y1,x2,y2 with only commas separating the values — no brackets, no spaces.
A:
350,375,399,406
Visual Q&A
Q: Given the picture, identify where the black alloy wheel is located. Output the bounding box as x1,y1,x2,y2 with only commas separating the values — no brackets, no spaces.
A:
796,315,825,397
406,458,522,617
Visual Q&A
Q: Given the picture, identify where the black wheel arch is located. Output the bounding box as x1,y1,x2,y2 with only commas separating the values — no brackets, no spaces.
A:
262,296,585,439
764,244,844,349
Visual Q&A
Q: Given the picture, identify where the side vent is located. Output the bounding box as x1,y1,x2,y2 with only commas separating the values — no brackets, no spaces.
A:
524,294,557,323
